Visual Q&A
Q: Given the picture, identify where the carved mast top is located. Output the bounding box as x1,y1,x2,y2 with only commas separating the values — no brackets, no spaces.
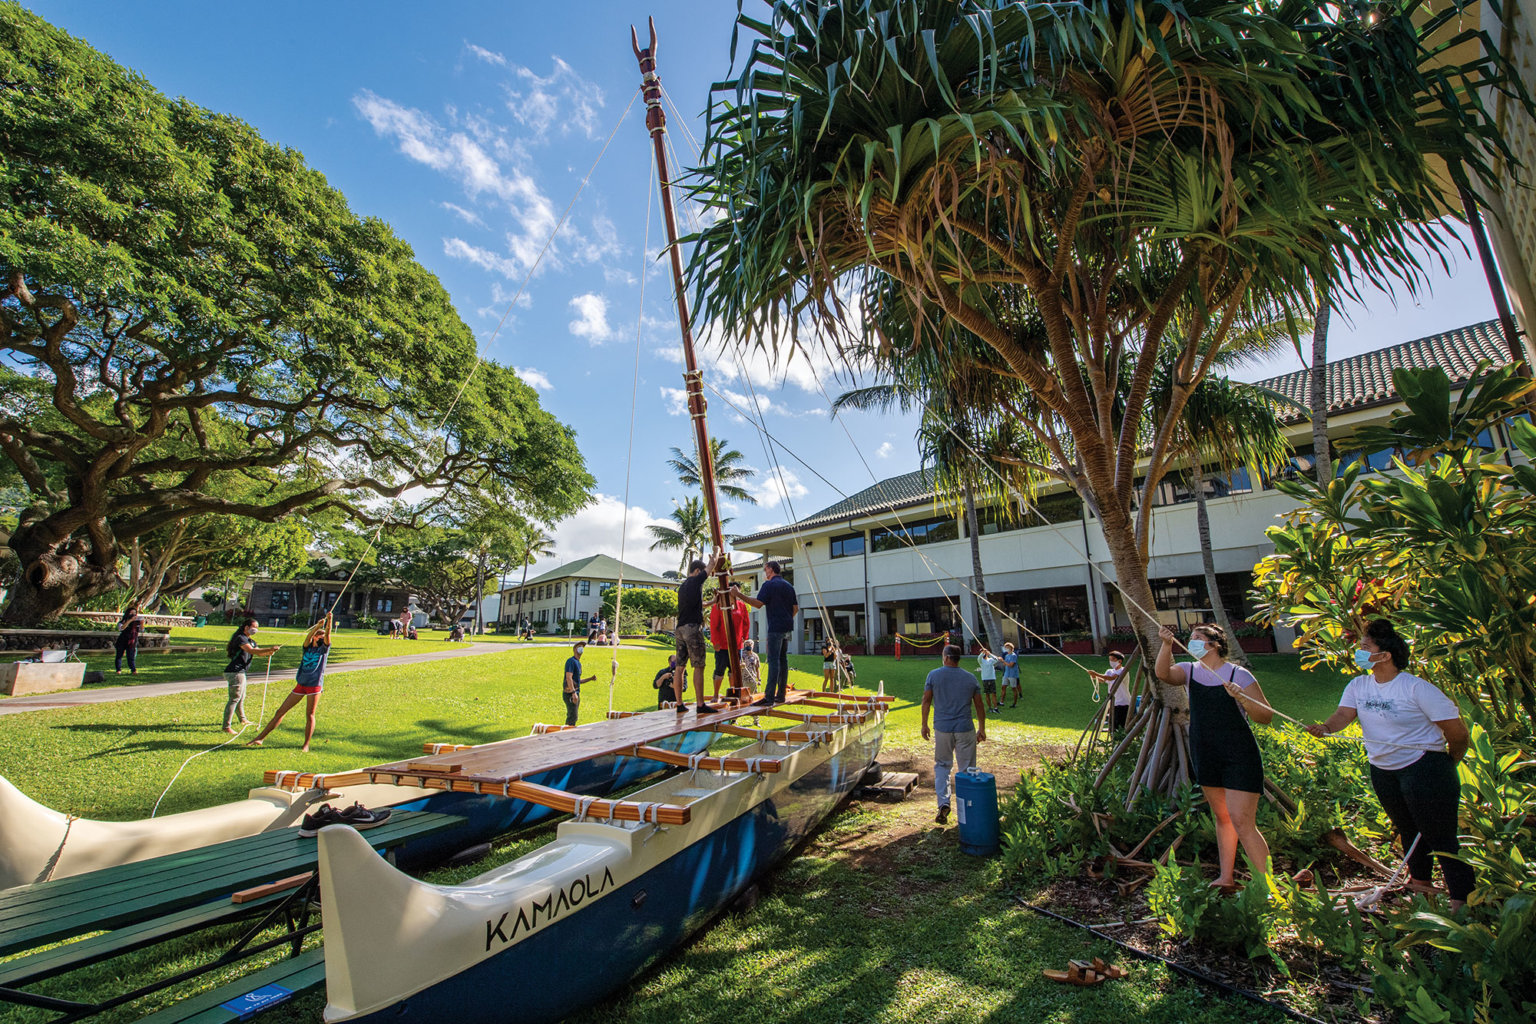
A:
632,17,744,699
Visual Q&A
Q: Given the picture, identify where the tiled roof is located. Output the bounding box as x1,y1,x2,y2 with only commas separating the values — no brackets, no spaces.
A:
734,320,1513,547
734,469,939,546
513,554,674,589
1257,319,1510,423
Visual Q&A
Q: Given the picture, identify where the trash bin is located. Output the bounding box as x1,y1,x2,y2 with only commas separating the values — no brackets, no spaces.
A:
194,615,207,627
954,768,1000,856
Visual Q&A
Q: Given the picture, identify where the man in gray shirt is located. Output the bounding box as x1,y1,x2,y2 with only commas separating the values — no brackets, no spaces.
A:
920,644,987,825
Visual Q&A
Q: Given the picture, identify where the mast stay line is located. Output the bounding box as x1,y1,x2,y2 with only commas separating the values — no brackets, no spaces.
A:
632,19,744,700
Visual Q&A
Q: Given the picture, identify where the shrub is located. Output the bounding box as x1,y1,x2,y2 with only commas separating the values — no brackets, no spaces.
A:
355,616,381,632
287,611,311,628
37,615,116,632
1146,861,1279,963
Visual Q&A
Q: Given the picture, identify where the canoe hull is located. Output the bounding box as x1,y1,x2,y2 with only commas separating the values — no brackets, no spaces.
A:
320,713,883,1024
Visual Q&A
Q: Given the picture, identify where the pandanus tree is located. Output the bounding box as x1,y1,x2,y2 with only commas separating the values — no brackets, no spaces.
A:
688,0,1521,796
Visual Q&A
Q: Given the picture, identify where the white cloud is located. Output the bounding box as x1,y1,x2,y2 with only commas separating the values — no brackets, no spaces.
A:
354,90,558,276
569,293,617,343
747,466,810,510
475,281,534,319
440,201,483,226
526,494,676,578
514,366,553,391
659,386,688,417
876,441,894,459
504,56,605,140
466,43,508,68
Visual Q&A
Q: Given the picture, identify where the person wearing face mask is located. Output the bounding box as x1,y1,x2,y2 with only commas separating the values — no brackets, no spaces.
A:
1305,619,1473,909
1155,622,1275,890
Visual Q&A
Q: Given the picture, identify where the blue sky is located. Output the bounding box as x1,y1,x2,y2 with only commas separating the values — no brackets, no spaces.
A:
27,2,1498,577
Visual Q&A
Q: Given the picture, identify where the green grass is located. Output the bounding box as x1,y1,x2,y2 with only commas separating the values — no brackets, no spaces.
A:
0,651,1347,1024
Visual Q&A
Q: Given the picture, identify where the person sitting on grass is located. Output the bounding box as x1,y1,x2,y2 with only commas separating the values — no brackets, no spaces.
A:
654,654,679,707
248,614,332,752
223,617,281,733
448,622,466,643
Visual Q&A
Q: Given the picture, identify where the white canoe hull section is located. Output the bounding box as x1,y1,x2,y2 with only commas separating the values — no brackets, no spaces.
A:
0,775,436,890
318,716,880,1023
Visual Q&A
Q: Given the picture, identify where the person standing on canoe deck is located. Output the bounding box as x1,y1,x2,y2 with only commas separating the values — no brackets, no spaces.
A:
114,603,143,675
673,554,722,714
732,560,798,706
709,592,750,703
920,644,987,825
1156,623,1275,890
223,617,281,733
1305,619,1474,909
248,615,333,751
562,641,597,726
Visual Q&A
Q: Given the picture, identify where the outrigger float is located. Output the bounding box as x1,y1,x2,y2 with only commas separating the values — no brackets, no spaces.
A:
0,725,711,891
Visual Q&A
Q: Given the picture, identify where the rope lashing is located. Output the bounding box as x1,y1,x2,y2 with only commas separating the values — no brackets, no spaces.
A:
574,795,596,822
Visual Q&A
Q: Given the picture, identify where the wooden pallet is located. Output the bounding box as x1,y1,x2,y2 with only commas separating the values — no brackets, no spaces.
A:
859,771,918,802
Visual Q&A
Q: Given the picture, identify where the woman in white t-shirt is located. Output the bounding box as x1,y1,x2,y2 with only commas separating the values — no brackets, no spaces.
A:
1305,619,1473,908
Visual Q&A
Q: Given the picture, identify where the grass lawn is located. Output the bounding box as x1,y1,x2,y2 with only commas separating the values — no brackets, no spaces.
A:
0,651,1349,1024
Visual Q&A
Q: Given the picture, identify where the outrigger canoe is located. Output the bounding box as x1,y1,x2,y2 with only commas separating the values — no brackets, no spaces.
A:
314,696,886,1024
0,726,711,890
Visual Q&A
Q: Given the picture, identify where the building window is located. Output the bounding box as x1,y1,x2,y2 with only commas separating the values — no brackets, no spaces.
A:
554,582,562,597
870,515,959,552
829,533,865,558
375,597,393,613
579,580,590,596
270,589,291,611
599,582,613,593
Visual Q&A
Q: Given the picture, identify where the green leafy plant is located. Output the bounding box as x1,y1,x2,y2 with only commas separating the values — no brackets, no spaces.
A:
287,611,311,628
1147,860,1280,964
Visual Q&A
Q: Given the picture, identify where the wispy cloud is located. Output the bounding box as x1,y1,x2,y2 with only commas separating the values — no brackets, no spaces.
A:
504,56,605,140
876,441,894,459
440,201,483,226
747,466,810,510
466,43,508,68
514,366,553,391
569,293,617,343
659,386,688,417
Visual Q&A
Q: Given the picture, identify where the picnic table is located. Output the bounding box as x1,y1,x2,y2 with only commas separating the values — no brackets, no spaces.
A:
0,809,462,1024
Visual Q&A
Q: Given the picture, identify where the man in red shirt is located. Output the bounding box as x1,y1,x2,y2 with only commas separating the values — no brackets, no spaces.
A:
708,594,751,703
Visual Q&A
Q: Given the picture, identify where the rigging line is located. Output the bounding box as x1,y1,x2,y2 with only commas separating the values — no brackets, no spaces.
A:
321,87,645,624
658,129,845,653
610,137,657,715
151,650,276,817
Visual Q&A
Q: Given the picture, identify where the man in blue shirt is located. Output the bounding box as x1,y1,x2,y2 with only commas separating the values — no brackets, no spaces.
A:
562,642,595,727
920,645,987,824
731,560,797,705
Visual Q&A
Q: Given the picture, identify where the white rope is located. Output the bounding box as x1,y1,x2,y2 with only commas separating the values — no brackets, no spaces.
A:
151,651,274,817
573,795,596,821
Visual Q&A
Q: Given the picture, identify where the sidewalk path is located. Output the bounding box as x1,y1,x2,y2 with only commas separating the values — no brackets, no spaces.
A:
0,642,653,716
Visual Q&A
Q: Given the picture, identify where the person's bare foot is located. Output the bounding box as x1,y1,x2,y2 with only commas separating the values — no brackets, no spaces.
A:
223,727,236,734
300,745,310,753
239,718,250,725
246,739,263,746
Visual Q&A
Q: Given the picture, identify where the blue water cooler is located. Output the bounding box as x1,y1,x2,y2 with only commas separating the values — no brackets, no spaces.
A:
954,768,1000,856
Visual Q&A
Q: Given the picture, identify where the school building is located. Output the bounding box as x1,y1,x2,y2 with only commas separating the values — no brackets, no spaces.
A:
731,320,1515,655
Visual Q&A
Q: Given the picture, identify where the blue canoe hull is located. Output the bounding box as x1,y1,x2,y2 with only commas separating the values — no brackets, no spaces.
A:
387,728,714,870
348,717,882,1024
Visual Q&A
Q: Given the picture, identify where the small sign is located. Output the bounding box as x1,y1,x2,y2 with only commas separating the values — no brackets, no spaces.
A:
221,983,293,1020
956,799,968,826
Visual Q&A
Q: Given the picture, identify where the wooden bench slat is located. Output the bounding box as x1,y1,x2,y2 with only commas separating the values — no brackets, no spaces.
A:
131,947,325,1024
0,891,287,988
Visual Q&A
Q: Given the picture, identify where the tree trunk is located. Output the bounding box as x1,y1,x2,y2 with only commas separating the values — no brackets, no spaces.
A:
1310,290,1333,485
472,547,489,635
1192,463,1246,665
962,482,1003,648
0,526,120,625
515,559,531,629
1093,501,1189,800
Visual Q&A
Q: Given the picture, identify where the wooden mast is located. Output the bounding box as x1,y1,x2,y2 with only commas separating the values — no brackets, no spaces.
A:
632,18,744,699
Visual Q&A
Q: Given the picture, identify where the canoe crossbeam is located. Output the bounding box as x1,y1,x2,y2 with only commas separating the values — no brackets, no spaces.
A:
627,744,781,774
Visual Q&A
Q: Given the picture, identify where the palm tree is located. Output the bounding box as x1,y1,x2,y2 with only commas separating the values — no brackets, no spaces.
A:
833,352,1007,649
646,496,730,575
511,526,555,630
666,438,758,505
689,0,1515,797
1309,286,1335,486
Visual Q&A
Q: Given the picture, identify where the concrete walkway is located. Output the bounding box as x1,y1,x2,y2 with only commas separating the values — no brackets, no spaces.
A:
0,641,664,715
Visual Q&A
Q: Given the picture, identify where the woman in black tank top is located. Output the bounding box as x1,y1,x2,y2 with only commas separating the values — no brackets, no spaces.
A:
1155,623,1275,890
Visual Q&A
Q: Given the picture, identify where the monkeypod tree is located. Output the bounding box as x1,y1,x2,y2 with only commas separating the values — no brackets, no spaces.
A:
689,0,1521,793
0,7,591,624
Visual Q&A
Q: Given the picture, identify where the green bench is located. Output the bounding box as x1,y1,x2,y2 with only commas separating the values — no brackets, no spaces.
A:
133,947,324,1024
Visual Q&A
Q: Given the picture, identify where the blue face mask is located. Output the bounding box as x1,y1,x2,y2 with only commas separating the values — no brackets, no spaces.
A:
1186,637,1208,658
1354,648,1376,670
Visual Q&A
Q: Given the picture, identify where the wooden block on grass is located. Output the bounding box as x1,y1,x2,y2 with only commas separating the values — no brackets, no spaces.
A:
859,771,918,802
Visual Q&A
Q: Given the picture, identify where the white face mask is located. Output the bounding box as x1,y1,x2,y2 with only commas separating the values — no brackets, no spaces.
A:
1187,637,1208,658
